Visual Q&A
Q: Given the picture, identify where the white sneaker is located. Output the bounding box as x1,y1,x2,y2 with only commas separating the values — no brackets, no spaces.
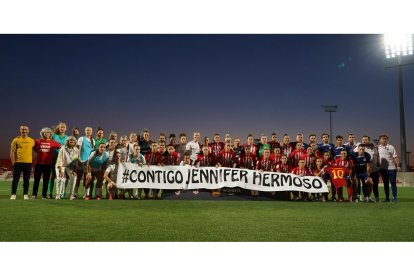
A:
10,194,16,200
55,195,61,200
70,195,76,200
23,194,29,200
31,195,37,200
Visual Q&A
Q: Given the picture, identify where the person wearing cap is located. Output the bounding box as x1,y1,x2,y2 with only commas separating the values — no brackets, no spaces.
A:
10,125,35,200
378,134,400,203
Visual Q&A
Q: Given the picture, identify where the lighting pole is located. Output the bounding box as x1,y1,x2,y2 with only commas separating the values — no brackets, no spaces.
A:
321,105,338,144
384,34,414,172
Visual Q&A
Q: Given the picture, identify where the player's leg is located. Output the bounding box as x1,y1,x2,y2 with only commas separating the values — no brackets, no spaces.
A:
380,169,390,202
389,169,397,202
371,171,380,202
22,163,31,198
32,164,42,198
11,163,22,197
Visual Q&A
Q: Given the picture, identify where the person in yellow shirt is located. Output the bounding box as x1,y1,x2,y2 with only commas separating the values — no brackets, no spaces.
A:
10,125,35,200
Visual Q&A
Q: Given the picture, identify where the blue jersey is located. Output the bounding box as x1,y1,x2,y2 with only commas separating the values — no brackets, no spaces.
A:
52,134,68,158
318,143,335,157
88,151,109,169
351,152,371,175
333,145,351,159
78,136,94,162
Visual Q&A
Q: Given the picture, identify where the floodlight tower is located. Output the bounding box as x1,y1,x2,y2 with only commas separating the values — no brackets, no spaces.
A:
384,34,414,172
321,105,338,144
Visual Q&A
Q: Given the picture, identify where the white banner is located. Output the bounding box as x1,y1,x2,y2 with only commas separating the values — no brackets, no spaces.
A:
116,163,328,193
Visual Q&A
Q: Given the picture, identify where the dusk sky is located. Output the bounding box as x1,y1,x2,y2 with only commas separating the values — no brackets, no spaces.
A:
1,34,413,162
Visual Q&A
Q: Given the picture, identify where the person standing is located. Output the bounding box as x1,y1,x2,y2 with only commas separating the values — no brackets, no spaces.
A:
378,134,400,203
210,133,225,161
268,133,281,153
94,127,107,150
75,126,94,198
48,122,68,198
10,125,35,200
139,129,153,156
257,134,270,159
175,133,187,163
186,132,201,164
363,136,381,202
32,127,61,199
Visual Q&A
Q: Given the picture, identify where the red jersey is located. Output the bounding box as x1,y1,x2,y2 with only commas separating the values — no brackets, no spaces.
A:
256,157,274,172
218,150,237,168
35,139,61,165
281,143,293,156
270,153,282,164
194,153,216,167
243,144,258,156
291,166,309,176
210,142,225,159
268,141,281,152
238,153,257,170
162,152,179,165
302,154,316,169
328,164,350,189
275,162,290,173
145,151,162,165
334,157,353,172
289,149,307,167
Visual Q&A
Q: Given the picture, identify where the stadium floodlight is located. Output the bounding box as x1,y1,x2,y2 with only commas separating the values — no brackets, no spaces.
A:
321,105,338,144
383,34,414,172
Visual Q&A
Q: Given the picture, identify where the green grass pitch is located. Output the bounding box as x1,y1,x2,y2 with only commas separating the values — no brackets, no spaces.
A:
1,180,413,241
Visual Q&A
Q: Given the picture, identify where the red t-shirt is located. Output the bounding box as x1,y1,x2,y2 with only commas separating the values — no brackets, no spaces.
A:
35,139,61,165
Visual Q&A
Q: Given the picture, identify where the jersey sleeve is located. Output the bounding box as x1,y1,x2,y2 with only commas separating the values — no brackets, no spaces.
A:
77,137,83,147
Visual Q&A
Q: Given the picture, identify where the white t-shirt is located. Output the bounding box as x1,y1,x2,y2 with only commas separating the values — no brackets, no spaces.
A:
378,144,398,170
105,164,118,182
185,140,200,162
